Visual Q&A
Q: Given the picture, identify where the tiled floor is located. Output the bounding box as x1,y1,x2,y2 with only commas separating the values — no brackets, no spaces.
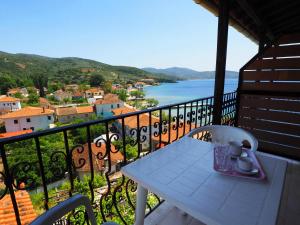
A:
144,202,204,225
144,159,300,225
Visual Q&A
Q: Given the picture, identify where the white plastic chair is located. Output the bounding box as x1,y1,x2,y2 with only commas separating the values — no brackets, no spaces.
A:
185,125,258,151
30,194,118,225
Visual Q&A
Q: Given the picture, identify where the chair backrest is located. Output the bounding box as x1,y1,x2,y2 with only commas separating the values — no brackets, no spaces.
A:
30,194,97,225
186,125,258,151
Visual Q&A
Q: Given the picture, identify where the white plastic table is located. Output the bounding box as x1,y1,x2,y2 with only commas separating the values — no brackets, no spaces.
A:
121,137,287,225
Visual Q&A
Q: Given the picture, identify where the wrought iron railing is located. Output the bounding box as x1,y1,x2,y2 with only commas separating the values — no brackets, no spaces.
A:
0,91,236,225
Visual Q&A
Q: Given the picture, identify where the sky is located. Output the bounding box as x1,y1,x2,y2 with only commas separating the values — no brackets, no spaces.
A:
0,0,257,71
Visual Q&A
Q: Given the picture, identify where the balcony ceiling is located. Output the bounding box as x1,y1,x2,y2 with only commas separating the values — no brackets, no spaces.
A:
194,0,300,43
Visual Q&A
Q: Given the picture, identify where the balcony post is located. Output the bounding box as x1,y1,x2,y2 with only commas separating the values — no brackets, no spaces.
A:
212,0,230,125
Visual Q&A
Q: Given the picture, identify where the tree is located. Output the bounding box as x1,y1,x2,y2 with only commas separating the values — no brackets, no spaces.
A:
6,133,71,188
0,74,17,94
27,93,39,105
31,73,48,97
103,81,112,93
13,92,23,99
146,98,159,107
66,116,105,144
90,74,105,87
112,89,127,102
113,137,138,160
130,90,145,99
48,83,63,93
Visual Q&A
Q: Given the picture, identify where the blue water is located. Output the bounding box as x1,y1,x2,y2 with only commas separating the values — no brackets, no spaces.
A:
144,79,238,106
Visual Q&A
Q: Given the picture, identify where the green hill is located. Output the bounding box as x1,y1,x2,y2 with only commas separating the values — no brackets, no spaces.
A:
0,51,177,94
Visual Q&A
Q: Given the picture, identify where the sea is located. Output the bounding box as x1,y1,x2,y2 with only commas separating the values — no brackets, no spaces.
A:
144,79,238,106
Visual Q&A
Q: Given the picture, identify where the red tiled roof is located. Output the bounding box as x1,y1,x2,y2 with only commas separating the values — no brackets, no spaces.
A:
72,143,123,172
76,106,94,114
153,123,196,143
112,107,160,128
0,96,20,103
0,190,37,225
95,94,121,105
0,107,54,119
56,106,94,116
0,130,32,139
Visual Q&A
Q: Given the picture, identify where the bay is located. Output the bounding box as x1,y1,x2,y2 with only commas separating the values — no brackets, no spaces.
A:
144,79,238,106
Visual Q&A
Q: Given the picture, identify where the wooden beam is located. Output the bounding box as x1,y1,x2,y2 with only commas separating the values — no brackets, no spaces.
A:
235,0,275,42
212,0,230,125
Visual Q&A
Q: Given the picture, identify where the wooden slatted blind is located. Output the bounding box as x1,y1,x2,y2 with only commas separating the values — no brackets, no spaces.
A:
237,33,300,159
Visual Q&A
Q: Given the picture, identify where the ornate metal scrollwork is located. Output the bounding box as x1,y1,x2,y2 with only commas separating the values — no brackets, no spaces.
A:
10,161,38,189
50,151,67,179
71,145,86,169
0,172,8,199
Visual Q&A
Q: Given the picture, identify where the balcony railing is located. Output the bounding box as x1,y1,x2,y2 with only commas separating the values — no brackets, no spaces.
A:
0,91,236,225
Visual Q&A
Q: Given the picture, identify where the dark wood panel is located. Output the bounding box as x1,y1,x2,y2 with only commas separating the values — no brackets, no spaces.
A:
247,58,300,70
240,95,300,112
278,34,300,45
239,108,300,124
239,118,300,136
263,45,300,57
241,82,300,92
243,70,300,81
244,129,300,148
259,141,300,159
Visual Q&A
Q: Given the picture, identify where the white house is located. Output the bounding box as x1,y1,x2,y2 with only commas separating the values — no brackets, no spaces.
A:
0,107,55,132
95,94,124,117
0,96,21,113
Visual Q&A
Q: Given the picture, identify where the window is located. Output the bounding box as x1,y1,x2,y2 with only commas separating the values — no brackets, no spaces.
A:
14,120,18,124
117,104,120,108
26,118,31,123
48,116,52,120
23,128,26,130
111,105,114,109
13,103,16,105
30,127,34,131
85,114,88,117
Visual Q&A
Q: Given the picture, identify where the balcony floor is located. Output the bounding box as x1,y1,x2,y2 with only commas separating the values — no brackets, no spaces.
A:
144,156,300,225
145,202,204,225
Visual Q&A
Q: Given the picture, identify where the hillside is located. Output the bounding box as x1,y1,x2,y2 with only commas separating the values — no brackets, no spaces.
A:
142,67,238,79
0,51,178,94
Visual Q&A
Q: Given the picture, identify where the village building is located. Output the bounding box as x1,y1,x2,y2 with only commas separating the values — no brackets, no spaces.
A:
39,97,52,109
112,83,122,91
0,96,21,114
72,142,123,178
53,90,72,102
71,91,84,101
0,107,55,132
7,88,28,97
65,84,79,92
84,88,104,99
140,78,155,84
134,81,146,90
95,94,124,117
55,106,94,123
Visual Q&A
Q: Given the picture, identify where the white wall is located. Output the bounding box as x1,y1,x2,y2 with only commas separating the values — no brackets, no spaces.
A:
0,101,21,112
96,102,124,117
4,114,54,132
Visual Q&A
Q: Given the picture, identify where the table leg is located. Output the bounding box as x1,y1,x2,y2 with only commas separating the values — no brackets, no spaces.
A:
134,184,148,225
